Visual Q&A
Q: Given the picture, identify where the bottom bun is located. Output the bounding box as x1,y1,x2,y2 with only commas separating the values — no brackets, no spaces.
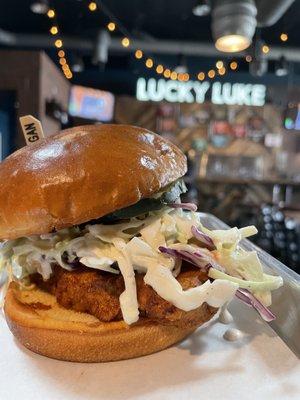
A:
4,282,217,362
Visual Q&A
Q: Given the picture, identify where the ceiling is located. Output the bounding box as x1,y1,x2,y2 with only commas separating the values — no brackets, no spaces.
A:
0,0,300,92
0,0,299,44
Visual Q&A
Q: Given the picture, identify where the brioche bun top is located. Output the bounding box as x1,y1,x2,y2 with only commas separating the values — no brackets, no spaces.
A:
0,124,186,240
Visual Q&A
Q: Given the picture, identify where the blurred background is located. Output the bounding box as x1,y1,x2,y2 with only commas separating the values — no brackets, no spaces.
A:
0,0,300,273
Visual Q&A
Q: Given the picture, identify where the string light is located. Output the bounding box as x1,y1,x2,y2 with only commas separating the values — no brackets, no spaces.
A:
245,55,252,62
47,9,55,18
59,51,72,77
88,2,97,11
107,22,116,31
81,3,186,81
50,26,58,35
163,69,171,78
46,8,72,79
64,68,72,78
54,39,63,48
102,13,170,79
230,61,238,70
65,71,73,79
145,58,153,68
48,6,235,82
81,3,228,81
135,49,143,59
262,45,270,54
280,33,288,42
121,37,130,47
156,65,163,74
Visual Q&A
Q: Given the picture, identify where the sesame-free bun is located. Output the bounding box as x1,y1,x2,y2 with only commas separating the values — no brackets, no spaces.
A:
0,124,186,240
4,283,217,362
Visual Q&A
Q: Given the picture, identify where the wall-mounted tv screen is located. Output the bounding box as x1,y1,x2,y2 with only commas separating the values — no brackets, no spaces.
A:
69,85,114,122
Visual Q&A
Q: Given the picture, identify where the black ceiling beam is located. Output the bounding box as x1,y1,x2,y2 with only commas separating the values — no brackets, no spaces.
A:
1,28,300,62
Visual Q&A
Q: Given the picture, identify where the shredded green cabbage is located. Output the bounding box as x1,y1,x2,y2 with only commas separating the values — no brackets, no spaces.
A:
208,269,283,292
197,224,283,306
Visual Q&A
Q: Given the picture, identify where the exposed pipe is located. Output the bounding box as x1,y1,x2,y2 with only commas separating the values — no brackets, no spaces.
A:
0,29,17,45
93,30,110,64
109,38,300,62
0,29,93,50
256,0,295,27
1,28,300,62
109,37,220,57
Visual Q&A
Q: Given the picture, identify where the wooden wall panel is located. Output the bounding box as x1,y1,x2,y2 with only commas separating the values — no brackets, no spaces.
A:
114,95,158,131
39,52,70,136
0,50,40,149
0,50,70,150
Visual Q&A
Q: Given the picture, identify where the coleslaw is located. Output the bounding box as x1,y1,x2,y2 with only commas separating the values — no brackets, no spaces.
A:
0,204,283,324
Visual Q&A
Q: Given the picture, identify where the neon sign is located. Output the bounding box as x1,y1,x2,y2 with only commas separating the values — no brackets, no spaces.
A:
136,78,266,106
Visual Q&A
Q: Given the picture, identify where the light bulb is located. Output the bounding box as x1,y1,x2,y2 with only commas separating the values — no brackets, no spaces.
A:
280,33,288,42
156,65,163,74
208,69,215,78
145,58,153,68
50,26,58,35
135,50,143,59
107,22,116,32
230,61,238,70
88,2,97,12
262,45,269,54
215,35,250,53
47,9,55,18
163,69,171,78
54,39,63,48
121,37,130,47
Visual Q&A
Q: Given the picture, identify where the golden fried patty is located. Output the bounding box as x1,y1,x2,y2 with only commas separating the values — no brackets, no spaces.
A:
31,264,216,327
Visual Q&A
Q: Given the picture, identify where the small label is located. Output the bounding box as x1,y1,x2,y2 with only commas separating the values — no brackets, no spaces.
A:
19,115,44,145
